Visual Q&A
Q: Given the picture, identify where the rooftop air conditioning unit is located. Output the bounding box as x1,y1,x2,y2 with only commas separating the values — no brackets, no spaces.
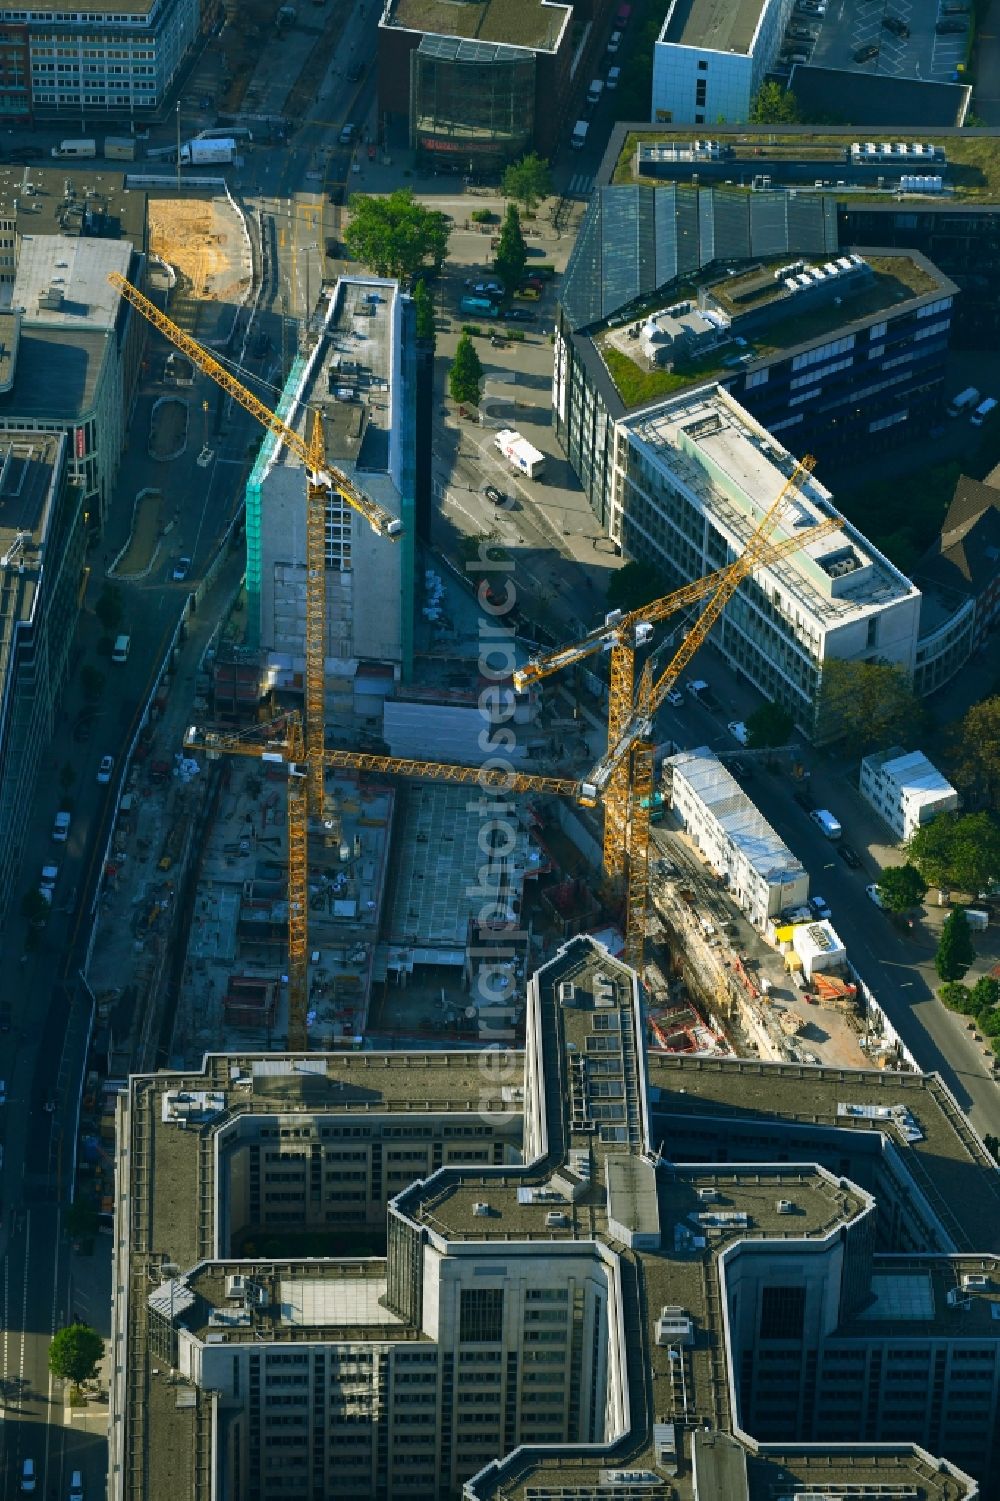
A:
472,1201,491,1217
776,1199,794,1214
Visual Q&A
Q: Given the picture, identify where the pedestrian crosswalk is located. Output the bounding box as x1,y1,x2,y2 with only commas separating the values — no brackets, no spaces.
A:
566,173,595,199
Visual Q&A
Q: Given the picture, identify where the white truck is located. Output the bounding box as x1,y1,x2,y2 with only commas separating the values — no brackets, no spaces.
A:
494,429,545,480
51,139,96,159
179,136,236,166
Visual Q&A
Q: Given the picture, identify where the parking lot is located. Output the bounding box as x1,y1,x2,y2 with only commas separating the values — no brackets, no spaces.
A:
774,0,969,83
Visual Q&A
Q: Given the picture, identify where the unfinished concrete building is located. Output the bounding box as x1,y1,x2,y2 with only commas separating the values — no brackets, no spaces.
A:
111,935,1000,1501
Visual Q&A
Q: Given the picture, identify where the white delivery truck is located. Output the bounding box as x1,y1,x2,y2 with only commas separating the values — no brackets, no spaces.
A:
947,385,979,417
494,429,545,480
179,137,237,166
571,120,589,149
51,139,96,159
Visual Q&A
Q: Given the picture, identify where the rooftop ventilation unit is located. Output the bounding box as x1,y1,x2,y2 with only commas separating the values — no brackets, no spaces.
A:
472,1201,491,1217
696,1186,719,1202
776,1199,795,1214
545,1211,569,1228
962,1274,990,1291
655,1306,694,1346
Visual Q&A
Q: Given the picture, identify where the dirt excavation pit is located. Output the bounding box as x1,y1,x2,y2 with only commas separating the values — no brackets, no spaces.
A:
148,197,250,304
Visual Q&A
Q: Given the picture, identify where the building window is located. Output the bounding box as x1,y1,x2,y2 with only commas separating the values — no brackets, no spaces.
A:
460,1288,504,1344
697,59,707,69
759,1286,805,1341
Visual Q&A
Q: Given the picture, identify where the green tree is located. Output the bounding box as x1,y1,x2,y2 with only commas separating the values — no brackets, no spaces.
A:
21,888,49,930
745,701,794,750
344,190,450,281
605,560,665,614
94,583,123,635
448,333,484,407
80,665,105,703
48,1323,104,1387
817,659,921,753
501,152,553,211
969,975,1000,1013
939,981,973,1013
907,811,1000,895
952,696,1000,810
935,907,976,982
494,203,528,294
749,81,800,123
876,863,928,914
412,278,436,348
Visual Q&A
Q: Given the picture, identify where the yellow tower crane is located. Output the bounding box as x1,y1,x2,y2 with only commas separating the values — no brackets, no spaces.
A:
110,271,403,1047
108,270,402,820
583,455,820,966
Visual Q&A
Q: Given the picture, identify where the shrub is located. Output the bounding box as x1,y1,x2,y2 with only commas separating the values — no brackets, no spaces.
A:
470,209,494,224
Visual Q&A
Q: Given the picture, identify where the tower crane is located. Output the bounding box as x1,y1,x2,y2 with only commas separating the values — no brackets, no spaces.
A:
583,454,821,965
107,270,402,821
514,457,829,883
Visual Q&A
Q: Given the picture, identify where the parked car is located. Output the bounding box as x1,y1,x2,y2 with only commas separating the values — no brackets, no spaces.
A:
606,28,622,50
484,485,506,506
853,42,879,59
97,754,114,784
607,65,621,88
727,720,749,745
809,895,832,921
837,843,862,869
665,688,684,707
472,280,504,296
866,883,885,908
882,13,909,34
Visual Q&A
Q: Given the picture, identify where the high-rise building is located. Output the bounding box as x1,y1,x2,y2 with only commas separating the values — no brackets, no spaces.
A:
245,276,417,721
111,933,1000,1501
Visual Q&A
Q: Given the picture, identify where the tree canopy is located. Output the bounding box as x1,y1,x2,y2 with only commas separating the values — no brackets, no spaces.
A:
494,203,528,294
749,82,800,123
876,863,928,914
817,659,921,753
448,333,484,407
501,153,553,211
412,279,436,347
935,907,975,982
907,811,1000,895
21,888,49,930
605,560,665,614
49,1323,104,1386
344,191,450,282
951,696,1000,810
745,701,794,750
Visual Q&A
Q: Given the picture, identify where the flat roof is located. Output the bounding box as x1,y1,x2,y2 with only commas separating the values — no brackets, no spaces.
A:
384,0,570,51
864,747,956,803
661,0,767,54
668,747,806,883
13,234,131,330
0,326,109,420
0,0,154,14
594,249,952,411
622,384,918,630
0,164,147,249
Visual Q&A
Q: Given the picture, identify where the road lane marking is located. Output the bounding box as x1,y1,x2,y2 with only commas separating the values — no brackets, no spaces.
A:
17,1212,28,1409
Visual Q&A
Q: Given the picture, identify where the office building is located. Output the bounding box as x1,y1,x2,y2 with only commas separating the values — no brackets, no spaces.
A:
0,163,149,286
0,0,199,120
110,932,1000,1501
0,22,30,122
246,275,417,715
652,0,794,126
664,746,808,923
0,432,84,919
378,0,574,168
913,474,1000,695
554,184,955,527
859,747,959,843
0,234,144,527
614,385,921,738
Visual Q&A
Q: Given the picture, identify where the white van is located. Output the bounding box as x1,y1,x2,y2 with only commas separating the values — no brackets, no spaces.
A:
971,395,997,426
810,807,842,840
112,633,131,663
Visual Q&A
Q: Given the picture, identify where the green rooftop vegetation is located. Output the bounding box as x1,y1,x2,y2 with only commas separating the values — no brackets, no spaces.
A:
600,344,713,407
613,129,1000,203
